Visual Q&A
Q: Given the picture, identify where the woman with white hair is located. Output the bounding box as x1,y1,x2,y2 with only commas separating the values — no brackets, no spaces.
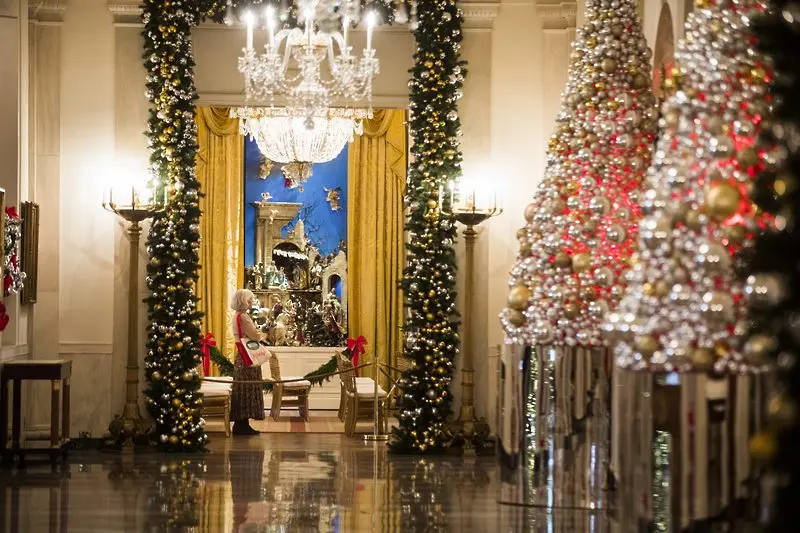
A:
230,288,267,435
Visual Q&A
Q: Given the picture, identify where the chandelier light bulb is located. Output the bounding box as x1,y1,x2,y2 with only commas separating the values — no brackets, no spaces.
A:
244,11,255,50
265,6,276,48
366,11,376,51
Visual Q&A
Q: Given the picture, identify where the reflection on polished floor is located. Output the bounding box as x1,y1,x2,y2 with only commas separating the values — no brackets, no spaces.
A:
0,433,616,532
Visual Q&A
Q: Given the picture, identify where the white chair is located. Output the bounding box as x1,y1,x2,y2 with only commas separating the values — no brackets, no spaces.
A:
336,355,373,421
338,354,388,436
200,376,233,437
269,354,312,421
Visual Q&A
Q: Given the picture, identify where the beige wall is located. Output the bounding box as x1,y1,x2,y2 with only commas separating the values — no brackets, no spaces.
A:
5,0,670,437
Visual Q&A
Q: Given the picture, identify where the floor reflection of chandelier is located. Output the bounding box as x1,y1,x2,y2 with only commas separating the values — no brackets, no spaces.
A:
232,107,368,189
237,0,380,123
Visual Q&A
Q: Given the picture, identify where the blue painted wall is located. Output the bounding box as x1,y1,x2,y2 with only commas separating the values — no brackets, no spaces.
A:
243,136,349,265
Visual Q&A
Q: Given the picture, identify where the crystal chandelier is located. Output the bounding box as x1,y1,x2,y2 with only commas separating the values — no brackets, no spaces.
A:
232,107,368,189
237,0,380,124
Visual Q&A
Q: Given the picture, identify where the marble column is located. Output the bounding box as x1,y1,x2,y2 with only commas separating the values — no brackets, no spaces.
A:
26,0,66,435
57,0,116,437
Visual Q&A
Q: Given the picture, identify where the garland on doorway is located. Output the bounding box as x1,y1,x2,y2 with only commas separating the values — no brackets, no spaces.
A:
142,0,466,452
389,0,466,454
140,0,223,452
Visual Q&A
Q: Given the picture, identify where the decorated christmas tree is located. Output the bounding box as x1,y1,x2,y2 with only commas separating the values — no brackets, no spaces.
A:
604,0,775,374
500,0,656,349
747,2,800,530
389,0,465,454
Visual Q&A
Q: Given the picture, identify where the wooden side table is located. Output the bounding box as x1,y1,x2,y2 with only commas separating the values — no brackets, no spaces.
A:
0,360,72,465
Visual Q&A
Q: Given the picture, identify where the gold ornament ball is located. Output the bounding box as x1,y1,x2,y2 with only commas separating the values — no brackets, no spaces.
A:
427,199,438,209
571,253,591,273
555,252,571,268
633,73,649,89
168,435,179,445
705,183,741,221
743,334,776,365
171,398,182,408
152,371,162,381
506,309,525,327
507,284,531,311
425,313,435,322
182,371,193,381
564,302,579,319
519,243,532,256
524,203,538,222
725,224,746,244
634,335,659,357
690,348,715,371
684,209,702,231
601,58,617,73
737,147,759,169
768,395,797,429
516,228,527,241
749,432,776,462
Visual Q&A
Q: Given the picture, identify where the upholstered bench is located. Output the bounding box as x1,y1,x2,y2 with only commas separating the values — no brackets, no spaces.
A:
200,376,233,437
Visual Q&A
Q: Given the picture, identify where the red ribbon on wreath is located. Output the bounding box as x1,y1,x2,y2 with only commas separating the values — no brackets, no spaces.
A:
347,335,367,376
199,333,217,376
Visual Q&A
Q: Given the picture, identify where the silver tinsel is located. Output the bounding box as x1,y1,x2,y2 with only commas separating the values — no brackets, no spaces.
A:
500,0,655,348
604,0,775,374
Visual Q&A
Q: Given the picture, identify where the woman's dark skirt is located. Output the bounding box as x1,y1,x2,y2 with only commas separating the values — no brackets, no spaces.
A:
230,353,265,421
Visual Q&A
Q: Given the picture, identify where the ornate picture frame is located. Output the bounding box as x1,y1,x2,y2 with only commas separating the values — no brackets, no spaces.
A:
0,189,5,265
0,188,6,264
20,201,39,305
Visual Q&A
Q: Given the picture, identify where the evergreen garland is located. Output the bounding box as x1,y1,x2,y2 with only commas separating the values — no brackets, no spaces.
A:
389,0,466,453
142,0,463,453
208,345,340,393
748,3,800,530
141,0,217,452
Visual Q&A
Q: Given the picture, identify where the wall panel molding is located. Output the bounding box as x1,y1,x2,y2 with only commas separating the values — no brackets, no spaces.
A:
58,342,114,356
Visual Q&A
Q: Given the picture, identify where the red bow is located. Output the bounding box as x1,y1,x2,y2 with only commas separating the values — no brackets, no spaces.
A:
200,333,217,376
347,336,367,356
347,336,367,375
0,302,8,332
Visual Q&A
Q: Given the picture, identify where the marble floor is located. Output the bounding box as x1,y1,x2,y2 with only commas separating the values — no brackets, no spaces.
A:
0,433,619,533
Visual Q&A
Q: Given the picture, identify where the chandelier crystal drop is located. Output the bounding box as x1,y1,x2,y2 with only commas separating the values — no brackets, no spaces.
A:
237,0,380,123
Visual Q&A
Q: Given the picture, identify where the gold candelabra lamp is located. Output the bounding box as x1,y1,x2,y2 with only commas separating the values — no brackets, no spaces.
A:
102,179,166,446
449,175,502,453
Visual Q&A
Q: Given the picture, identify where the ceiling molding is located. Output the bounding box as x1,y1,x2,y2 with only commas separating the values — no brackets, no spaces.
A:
109,1,500,29
461,2,500,29
29,0,66,23
535,0,577,30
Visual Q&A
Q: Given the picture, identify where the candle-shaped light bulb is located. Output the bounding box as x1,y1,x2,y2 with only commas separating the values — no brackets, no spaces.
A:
244,11,255,51
343,14,349,50
304,5,314,48
365,11,376,51
265,5,276,48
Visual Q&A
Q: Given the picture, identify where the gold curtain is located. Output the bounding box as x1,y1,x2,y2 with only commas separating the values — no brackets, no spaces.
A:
196,106,244,371
347,109,406,385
